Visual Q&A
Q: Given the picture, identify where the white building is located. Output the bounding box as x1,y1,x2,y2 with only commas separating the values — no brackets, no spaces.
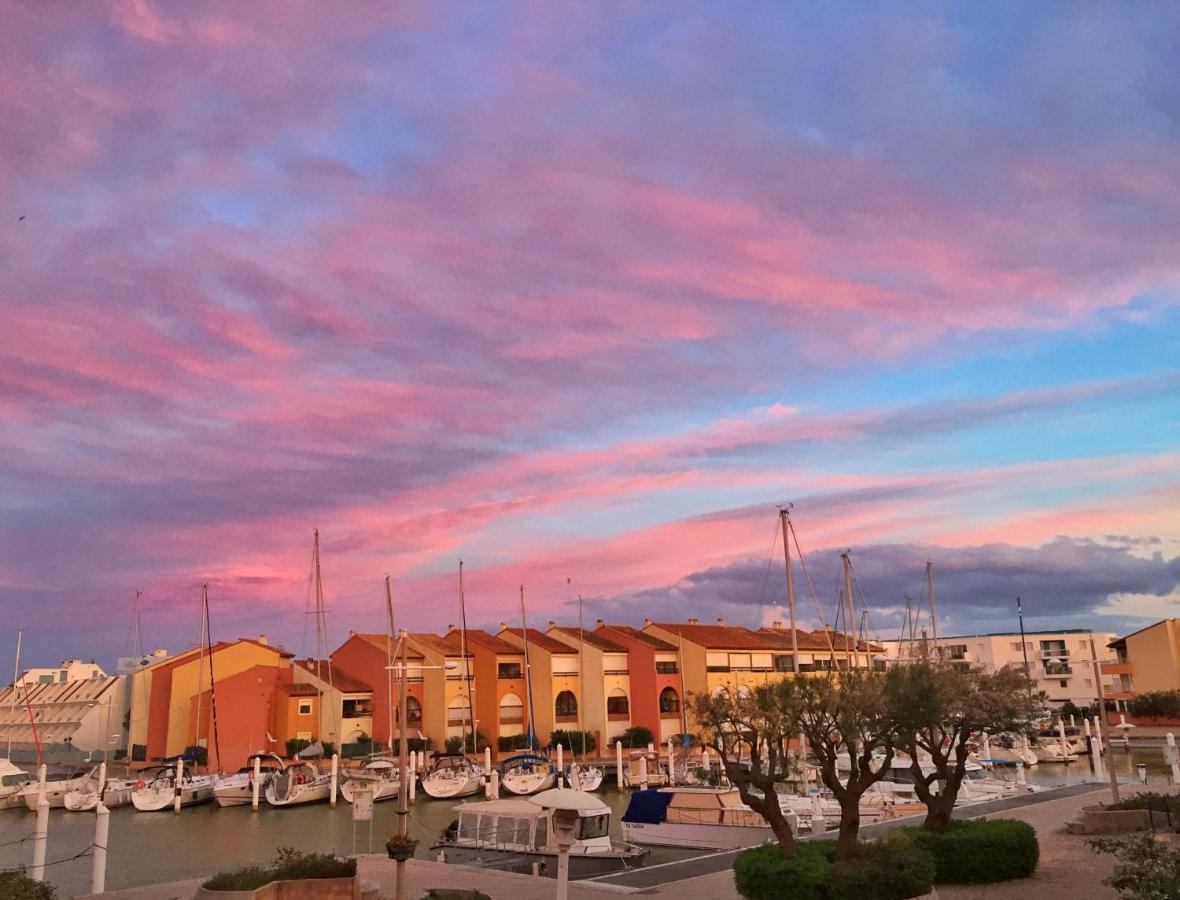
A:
18,659,107,686
882,629,1118,710
0,676,125,761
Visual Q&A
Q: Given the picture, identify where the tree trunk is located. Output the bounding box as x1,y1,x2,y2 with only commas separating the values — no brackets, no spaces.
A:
836,796,860,861
922,791,955,831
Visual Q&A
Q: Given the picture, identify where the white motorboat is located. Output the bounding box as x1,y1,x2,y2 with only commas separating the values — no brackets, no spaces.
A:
64,775,134,811
421,754,484,800
20,765,96,811
499,753,556,796
568,763,604,792
622,788,795,850
131,765,217,811
265,761,334,807
433,791,648,878
0,760,32,810
621,749,669,788
340,758,401,804
212,753,286,807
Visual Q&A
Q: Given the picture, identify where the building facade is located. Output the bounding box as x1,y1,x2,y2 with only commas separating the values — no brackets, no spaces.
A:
1106,619,1180,699
444,628,528,758
544,624,633,747
594,623,685,743
498,626,581,746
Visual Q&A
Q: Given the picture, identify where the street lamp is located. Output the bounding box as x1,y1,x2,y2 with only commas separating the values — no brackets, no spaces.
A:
385,643,458,900
528,788,602,900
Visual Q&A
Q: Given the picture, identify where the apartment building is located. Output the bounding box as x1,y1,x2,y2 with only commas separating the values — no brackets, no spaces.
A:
0,675,124,763
498,626,581,746
1106,619,1180,699
443,628,528,757
544,623,633,747
594,623,685,743
19,659,107,686
643,618,790,700
881,629,1117,709
291,659,374,753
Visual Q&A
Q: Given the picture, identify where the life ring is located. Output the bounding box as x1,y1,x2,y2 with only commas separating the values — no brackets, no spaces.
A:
134,780,145,790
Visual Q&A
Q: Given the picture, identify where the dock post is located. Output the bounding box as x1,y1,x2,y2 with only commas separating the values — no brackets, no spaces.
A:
810,796,825,837
330,753,338,808
666,738,674,785
615,741,624,792
408,759,416,803
97,761,107,796
1091,739,1105,779
556,743,564,786
252,755,261,810
1016,760,1027,787
1092,715,1104,754
31,792,49,881
174,757,183,814
1057,719,1070,761
489,769,499,800
638,753,648,789
91,802,109,894
798,732,810,796
484,746,492,780
1166,733,1180,784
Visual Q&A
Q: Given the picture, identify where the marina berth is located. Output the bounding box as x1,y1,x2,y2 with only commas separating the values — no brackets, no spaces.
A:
498,753,556,796
432,794,648,878
64,774,134,811
567,762,604,792
264,760,335,807
622,788,791,850
212,753,285,807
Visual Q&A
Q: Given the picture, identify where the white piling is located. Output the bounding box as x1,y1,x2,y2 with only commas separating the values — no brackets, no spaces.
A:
174,757,184,814
489,769,499,800
666,738,674,784
1016,761,1026,786
97,761,107,796
556,743,564,786
1070,714,1076,728
329,753,338,807
1166,733,1180,784
616,741,624,792
1084,719,1092,738
91,802,109,894
251,755,261,811
484,746,492,777
1092,737,1105,779
638,753,649,789
31,793,49,881
1092,715,1104,754
798,732,810,796
810,796,825,836
408,761,416,803
1057,719,1070,761
980,732,992,766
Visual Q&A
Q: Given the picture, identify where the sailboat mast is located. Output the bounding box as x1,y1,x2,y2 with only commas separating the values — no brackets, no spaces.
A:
458,561,473,752
204,584,222,771
926,560,939,658
194,584,207,769
841,552,855,670
576,587,586,760
312,529,336,749
519,586,537,752
7,629,21,759
779,506,800,675
385,575,396,751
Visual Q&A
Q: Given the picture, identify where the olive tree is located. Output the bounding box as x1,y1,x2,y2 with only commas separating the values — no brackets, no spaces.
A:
888,660,1032,831
689,683,801,854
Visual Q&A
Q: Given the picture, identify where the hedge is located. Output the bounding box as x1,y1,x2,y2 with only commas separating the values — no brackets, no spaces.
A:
901,819,1039,883
1129,690,1180,719
0,872,57,900
734,841,835,900
618,726,653,748
734,837,934,900
203,848,355,891
550,730,596,754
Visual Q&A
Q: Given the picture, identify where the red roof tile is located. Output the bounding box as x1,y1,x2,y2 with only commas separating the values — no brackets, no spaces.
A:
408,632,472,659
547,626,629,654
755,627,833,651
293,659,372,693
351,633,425,659
499,627,577,655
647,623,784,650
445,629,522,656
598,625,678,652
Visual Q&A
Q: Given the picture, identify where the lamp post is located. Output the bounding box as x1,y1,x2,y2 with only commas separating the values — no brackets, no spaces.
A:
387,637,457,900
529,788,604,900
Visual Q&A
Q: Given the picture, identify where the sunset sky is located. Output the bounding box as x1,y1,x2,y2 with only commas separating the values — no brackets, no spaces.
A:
2,2,1177,672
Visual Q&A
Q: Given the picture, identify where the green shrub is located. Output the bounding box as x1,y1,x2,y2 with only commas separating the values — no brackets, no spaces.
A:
619,726,653,748
1111,793,1180,831
733,841,836,900
1091,833,1180,899
827,833,935,900
284,738,336,758
202,847,356,891
902,819,1038,883
549,730,596,754
1129,690,1180,719
0,871,57,900
497,734,531,752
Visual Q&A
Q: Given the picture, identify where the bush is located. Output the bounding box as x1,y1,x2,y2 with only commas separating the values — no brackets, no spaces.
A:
497,734,531,752
1129,690,1180,719
1091,833,1180,899
733,841,836,900
827,833,935,900
902,818,1038,883
619,726,653,748
550,730,596,754
203,847,356,891
0,871,57,899
1110,793,1180,831
285,738,336,758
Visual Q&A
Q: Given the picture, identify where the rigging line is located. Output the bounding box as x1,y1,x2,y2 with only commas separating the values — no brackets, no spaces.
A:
849,564,882,646
204,586,222,772
787,518,836,656
752,513,783,627
301,538,316,659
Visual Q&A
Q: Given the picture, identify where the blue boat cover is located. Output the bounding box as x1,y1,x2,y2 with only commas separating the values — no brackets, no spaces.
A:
621,789,672,824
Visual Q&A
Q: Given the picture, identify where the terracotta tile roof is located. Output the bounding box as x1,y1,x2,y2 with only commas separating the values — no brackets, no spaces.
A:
755,627,833,651
809,628,884,653
351,633,425,659
598,625,678,652
499,627,577,655
293,659,372,693
276,682,319,697
445,629,522,656
548,626,629,654
647,622,783,650
408,632,472,659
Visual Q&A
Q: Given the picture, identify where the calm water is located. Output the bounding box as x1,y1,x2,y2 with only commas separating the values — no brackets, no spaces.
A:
1,750,1171,898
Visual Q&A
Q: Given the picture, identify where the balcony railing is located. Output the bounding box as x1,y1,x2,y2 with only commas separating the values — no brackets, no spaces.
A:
607,712,630,721
603,669,630,676
555,714,579,724
1041,647,1070,658
498,713,524,724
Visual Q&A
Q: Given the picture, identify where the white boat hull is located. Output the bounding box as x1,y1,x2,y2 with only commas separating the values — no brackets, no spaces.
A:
21,775,93,811
340,777,400,803
213,778,263,808
265,775,334,807
569,767,604,792
501,769,556,797
131,779,216,811
623,819,770,850
64,780,134,811
422,772,483,799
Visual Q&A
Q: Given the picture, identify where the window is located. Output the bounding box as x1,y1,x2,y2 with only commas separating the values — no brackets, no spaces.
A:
555,690,578,719
1059,680,1068,688
499,693,524,724
534,816,548,849
297,700,313,716
342,698,372,718
577,814,610,840
946,644,968,660
403,696,422,723
659,687,679,715
448,695,473,726
607,690,629,719
38,675,52,684
513,817,530,846
655,661,679,674
498,662,522,680
774,654,794,672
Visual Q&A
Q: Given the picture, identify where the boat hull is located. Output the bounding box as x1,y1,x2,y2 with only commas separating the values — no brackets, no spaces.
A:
569,767,604,792
432,843,646,879
265,777,334,807
340,778,400,803
500,770,556,797
64,781,134,811
21,777,90,811
421,773,483,800
131,783,215,811
622,819,769,850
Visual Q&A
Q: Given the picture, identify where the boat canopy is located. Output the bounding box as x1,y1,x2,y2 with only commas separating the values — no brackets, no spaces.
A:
501,753,551,767
621,790,672,825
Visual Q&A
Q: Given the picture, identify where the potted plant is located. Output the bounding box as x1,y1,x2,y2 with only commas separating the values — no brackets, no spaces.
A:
386,834,419,862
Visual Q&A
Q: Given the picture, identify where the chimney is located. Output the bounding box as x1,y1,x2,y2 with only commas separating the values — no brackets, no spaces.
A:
771,621,783,630
716,617,725,625
499,622,508,631
687,618,699,625
258,634,268,646
596,619,605,629
547,620,557,629
447,624,455,631
643,618,653,627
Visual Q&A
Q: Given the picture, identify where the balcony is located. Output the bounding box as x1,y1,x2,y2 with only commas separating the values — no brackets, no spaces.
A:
603,669,630,676
1102,662,1133,676
555,714,579,724
1040,647,1070,658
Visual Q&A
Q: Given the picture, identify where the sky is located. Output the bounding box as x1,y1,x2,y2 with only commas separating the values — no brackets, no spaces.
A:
1,1,1178,674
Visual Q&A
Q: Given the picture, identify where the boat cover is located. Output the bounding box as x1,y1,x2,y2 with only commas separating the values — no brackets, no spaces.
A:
621,789,672,824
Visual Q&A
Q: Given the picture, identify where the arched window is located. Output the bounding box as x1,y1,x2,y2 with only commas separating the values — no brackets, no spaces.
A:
606,689,629,719
447,695,472,726
659,687,679,714
403,696,422,723
499,693,524,723
555,690,578,719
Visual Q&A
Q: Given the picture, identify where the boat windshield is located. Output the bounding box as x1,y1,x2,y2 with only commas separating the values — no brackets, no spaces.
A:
965,769,989,781
576,813,609,840
534,816,547,849
1,773,27,787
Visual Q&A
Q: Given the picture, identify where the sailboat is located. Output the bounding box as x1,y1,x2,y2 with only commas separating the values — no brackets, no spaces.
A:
500,586,556,797
212,753,286,807
570,592,603,792
0,630,33,809
423,563,484,800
